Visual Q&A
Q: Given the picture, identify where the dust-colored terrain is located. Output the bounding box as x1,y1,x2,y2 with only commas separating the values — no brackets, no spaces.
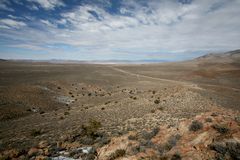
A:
0,50,240,160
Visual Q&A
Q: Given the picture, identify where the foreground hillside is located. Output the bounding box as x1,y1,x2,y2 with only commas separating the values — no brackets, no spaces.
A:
0,50,239,159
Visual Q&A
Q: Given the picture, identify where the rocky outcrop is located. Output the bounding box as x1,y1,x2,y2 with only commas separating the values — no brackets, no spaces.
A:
97,107,240,160
0,107,239,160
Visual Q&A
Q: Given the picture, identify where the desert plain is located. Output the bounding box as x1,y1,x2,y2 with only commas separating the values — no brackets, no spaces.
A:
0,50,240,160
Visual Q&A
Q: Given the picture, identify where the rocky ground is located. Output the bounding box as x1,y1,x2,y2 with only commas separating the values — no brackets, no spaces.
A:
0,51,240,160
0,107,239,160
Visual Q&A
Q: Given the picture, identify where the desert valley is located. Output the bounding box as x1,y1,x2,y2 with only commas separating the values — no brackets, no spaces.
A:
0,50,239,160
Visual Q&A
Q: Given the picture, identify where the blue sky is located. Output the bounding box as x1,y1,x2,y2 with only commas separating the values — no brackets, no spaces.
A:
0,0,240,61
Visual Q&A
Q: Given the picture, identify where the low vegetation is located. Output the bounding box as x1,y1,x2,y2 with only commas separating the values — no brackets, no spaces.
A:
154,99,160,104
30,129,43,137
81,119,102,137
212,124,229,134
189,120,203,131
109,149,126,160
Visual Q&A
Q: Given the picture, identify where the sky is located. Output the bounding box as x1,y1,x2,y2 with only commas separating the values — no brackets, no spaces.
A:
0,0,240,61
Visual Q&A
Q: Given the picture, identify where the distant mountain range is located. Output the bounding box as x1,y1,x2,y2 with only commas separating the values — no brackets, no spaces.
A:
1,49,240,64
194,49,240,63
0,59,168,64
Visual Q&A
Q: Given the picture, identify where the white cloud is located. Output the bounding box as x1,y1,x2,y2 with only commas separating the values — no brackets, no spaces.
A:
0,0,14,12
1,0,240,60
40,19,56,28
7,44,44,51
27,0,65,10
28,4,39,10
7,15,18,19
0,19,27,29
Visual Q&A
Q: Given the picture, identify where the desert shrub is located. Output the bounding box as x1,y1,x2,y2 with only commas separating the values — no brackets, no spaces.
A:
141,130,153,140
156,145,165,155
64,111,70,115
133,97,137,100
209,141,240,159
59,116,64,120
88,93,91,96
171,153,182,160
209,142,227,155
57,87,61,89
109,149,126,160
130,145,140,155
226,141,240,159
0,155,10,160
97,136,111,147
30,129,42,137
140,140,154,148
101,107,105,110
154,100,160,104
128,134,138,140
81,119,102,137
189,120,203,131
151,109,155,113
212,124,229,134
84,153,96,160
69,92,72,95
211,113,218,117
152,127,160,136
141,127,159,140
81,137,95,145
205,117,212,122
40,111,45,114
152,90,156,94
164,134,181,151
105,101,111,105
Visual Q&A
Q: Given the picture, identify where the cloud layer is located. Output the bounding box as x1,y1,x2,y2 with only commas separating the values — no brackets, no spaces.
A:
0,0,240,60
